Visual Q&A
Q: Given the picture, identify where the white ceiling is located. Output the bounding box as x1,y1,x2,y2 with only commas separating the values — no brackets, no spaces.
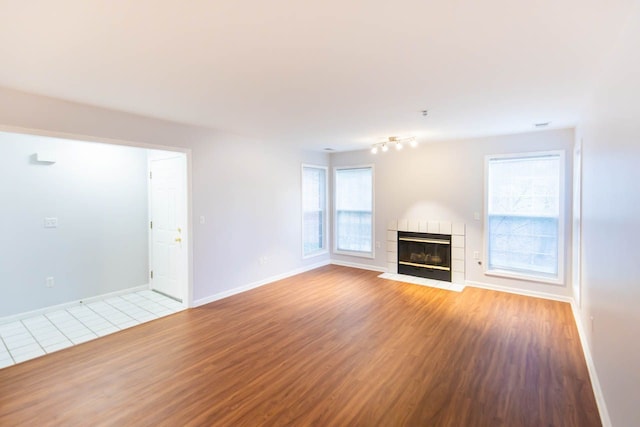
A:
0,0,635,151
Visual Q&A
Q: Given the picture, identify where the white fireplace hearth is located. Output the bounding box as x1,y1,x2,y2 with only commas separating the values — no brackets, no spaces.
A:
382,219,466,290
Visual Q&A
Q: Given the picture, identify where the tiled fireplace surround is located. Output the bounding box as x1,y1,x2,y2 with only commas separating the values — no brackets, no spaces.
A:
386,219,466,285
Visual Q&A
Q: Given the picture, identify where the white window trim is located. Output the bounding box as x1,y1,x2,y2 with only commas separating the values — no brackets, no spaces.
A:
333,164,375,259
301,164,329,259
483,150,566,286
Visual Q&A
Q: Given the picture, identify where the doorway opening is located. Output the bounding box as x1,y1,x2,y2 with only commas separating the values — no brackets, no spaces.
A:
0,128,192,321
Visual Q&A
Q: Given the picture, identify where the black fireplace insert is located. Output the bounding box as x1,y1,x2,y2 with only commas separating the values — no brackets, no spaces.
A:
397,231,452,282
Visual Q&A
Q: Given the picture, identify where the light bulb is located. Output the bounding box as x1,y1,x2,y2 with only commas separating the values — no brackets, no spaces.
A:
382,144,389,152
371,146,378,154
410,138,418,148
396,142,403,150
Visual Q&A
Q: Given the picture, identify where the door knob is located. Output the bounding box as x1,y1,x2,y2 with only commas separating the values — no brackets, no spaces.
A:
175,237,182,243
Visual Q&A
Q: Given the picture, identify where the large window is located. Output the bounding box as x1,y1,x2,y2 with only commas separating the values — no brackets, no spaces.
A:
486,151,564,283
334,166,374,257
302,165,328,257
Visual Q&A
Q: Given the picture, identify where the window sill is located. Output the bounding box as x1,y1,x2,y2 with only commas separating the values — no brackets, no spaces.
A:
302,250,328,260
333,249,375,259
485,269,564,286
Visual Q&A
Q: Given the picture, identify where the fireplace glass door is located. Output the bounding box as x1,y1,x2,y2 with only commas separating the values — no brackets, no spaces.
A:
398,231,452,281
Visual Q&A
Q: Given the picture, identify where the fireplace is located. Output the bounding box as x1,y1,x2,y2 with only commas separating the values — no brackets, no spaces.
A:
386,219,464,285
397,231,452,282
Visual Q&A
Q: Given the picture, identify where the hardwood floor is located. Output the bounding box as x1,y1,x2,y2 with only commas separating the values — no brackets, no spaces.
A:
0,265,600,426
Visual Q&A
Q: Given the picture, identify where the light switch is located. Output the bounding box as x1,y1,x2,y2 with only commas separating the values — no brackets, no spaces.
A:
199,216,205,224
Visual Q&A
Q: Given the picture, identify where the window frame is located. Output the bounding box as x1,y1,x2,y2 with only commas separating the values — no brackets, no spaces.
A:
301,164,329,259
333,164,375,259
483,150,565,285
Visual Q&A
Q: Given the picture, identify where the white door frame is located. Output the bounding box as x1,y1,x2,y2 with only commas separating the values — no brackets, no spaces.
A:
572,138,583,308
0,124,194,308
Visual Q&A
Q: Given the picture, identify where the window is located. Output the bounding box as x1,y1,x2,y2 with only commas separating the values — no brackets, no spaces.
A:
334,166,374,257
302,165,328,257
486,151,564,283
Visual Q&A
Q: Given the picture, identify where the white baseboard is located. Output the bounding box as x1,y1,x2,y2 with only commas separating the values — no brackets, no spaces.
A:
465,280,572,303
570,302,611,427
0,284,150,324
192,260,331,307
330,259,387,273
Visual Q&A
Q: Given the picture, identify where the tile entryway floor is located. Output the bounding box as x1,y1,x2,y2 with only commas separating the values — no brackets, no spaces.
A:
0,290,184,369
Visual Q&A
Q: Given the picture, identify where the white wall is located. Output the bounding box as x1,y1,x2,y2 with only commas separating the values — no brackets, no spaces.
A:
0,87,330,307
577,2,640,425
0,132,149,316
330,128,574,298
188,135,329,302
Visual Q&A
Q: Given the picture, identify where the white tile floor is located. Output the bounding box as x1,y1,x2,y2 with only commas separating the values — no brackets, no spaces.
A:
0,290,184,369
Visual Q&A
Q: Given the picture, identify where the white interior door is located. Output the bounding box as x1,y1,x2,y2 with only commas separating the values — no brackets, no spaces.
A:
150,155,186,301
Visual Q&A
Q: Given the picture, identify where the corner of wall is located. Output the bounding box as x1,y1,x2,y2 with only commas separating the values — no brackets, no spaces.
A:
570,301,612,427
192,259,331,307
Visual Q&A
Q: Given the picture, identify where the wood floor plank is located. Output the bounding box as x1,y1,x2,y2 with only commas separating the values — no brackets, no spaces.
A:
0,265,600,426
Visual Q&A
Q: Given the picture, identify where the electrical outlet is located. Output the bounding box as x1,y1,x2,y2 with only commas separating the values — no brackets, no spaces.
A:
45,277,54,288
259,256,268,265
473,212,480,221
375,241,381,249
199,216,205,224
44,217,58,228
473,251,480,260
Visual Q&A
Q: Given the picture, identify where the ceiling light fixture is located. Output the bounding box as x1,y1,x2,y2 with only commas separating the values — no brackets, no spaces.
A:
371,136,416,154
